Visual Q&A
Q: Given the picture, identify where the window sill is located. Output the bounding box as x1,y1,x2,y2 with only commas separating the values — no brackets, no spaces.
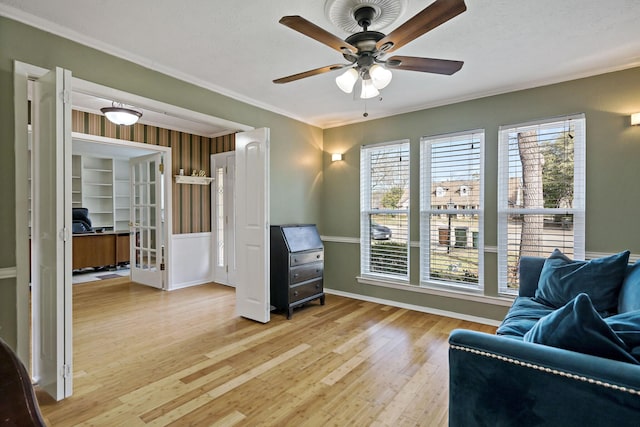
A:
357,275,514,307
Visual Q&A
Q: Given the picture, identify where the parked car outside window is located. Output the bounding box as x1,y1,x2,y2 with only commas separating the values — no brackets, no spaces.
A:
371,223,392,240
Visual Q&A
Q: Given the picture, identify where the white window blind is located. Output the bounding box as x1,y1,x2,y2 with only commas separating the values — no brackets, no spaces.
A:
420,130,484,290
497,114,586,294
360,140,410,280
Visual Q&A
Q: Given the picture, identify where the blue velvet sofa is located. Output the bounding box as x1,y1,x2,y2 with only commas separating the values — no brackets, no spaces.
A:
449,251,640,426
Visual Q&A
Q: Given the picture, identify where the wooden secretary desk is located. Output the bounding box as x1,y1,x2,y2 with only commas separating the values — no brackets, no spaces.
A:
270,224,325,319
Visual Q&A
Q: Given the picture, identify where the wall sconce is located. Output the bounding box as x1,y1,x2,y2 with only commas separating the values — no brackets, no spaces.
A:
632,113,640,126
331,153,343,162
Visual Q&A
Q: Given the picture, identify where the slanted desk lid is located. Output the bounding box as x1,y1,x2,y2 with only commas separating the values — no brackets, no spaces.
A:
280,224,323,252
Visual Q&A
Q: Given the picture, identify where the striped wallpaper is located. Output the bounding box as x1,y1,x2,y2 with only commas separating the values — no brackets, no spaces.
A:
72,110,235,234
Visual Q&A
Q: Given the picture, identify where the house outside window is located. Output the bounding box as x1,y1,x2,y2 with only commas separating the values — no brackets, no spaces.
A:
497,114,586,294
360,140,410,280
420,130,484,290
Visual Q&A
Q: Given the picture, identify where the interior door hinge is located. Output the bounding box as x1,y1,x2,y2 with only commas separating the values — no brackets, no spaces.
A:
61,90,71,104
159,163,164,173
62,364,71,379
60,227,70,242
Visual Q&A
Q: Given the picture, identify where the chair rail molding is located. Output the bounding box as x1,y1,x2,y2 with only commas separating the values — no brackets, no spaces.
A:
0,267,17,280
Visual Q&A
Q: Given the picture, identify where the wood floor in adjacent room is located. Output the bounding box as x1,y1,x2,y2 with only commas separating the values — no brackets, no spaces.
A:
37,278,496,426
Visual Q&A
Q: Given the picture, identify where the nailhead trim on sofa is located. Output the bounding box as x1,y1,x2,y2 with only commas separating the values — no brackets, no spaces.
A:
450,344,640,395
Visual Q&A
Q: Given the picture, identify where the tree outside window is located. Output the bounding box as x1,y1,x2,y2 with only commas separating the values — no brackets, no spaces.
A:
498,115,586,293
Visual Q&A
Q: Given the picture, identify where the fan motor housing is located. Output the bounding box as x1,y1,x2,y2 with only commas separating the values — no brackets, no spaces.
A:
345,30,385,52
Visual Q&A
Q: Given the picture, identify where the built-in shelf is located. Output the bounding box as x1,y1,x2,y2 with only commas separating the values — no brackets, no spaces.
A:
175,175,213,185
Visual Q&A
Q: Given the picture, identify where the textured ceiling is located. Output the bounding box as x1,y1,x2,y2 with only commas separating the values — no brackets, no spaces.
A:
2,0,640,129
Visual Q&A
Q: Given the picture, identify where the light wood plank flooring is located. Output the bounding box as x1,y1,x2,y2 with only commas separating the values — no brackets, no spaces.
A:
37,279,496,426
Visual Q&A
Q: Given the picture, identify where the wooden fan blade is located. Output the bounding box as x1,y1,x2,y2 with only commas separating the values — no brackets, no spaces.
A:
386,56,463,75
280,16,357,54
376,0,466,53
273,64,348,84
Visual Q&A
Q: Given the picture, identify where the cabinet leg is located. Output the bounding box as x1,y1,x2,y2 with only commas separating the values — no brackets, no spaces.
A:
287,308,293,319
320,294,325,305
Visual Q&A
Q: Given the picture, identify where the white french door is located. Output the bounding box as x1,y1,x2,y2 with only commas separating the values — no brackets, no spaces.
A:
130,152,165,289
211,152,236,286
235,128,270,323
32,67,73,400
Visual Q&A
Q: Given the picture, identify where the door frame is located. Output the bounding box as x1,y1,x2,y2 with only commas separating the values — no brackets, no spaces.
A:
14,61,49,364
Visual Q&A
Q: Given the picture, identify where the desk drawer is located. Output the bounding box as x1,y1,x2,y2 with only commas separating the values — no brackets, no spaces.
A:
290,250,323,267
290,262,323,285
289,279,323,303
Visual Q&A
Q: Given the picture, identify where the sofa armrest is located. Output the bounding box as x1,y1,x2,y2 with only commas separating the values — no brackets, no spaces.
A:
518,256,545,297
449,329,640,427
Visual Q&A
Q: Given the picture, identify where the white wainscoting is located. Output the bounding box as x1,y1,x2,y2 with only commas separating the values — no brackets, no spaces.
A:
169,232,214,290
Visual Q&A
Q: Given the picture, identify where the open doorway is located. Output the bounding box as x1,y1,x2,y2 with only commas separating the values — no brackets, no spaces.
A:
71,135,168,287
14,61,268,401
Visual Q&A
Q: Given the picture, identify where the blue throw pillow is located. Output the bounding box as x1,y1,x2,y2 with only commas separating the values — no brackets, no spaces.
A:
496,297,556,339
605,309,640,355
534,249,630,313
618,261,640,313
524,293,638,364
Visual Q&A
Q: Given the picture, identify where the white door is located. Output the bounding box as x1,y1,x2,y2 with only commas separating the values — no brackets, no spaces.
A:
130,152,165,289
32,67,73,400
211,152,236,286
235,128,270,323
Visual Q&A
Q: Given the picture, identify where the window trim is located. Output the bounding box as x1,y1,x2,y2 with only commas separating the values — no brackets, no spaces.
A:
419,129,485,291
497,113,586,295
360,139,411,281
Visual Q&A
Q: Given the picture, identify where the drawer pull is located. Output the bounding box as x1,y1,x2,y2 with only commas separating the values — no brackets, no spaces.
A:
294,273,299,278
316,254,320,259
294,291,299,296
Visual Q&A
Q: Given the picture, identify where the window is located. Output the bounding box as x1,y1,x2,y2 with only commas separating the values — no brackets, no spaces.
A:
360,140,410,280
215,165,225,267
420,130,484,290
498,114,585,294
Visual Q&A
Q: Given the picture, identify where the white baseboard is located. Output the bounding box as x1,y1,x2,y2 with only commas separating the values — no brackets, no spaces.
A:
324,287,502,327
168,278,212,290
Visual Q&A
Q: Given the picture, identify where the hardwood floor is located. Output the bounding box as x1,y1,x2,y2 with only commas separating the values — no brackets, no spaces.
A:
37,279,496,426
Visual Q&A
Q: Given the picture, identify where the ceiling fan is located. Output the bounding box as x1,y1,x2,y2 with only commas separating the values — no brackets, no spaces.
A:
273,0,467,99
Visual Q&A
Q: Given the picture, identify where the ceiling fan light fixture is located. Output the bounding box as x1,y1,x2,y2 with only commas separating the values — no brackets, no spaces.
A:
360,78,380,99
100,102,142,126
370,64,392,89
336,68,359,93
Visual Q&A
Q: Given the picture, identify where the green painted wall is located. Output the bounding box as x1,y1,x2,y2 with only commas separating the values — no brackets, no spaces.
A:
321,66,640,321
0,16,323,347
2,15,640,345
